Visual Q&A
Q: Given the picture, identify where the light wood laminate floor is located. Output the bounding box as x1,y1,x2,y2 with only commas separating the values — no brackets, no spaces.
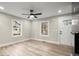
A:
0,40,73,56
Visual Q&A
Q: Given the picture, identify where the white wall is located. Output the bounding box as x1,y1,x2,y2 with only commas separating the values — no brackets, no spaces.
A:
0,13,31,45
58,15,74,46
31,17,59,44
31,15,74,46
0,12,74,47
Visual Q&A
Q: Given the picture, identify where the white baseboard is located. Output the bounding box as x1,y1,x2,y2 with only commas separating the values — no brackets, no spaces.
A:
30,38,59,45
0,39,30,48
0,38,72,48
30,38,73,47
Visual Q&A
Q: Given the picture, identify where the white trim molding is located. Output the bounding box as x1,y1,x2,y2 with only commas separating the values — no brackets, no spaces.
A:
30,38,73,47
30,38,59,45
40,21,49,37
0,39,30,48
11,19,22,37
0,38,73,48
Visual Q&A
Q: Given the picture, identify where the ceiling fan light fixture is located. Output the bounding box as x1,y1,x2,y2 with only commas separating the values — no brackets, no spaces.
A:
22,9,42,20
29,15,34,19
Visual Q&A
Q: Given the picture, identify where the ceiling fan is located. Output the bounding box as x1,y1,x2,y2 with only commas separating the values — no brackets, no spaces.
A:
22,9,42,19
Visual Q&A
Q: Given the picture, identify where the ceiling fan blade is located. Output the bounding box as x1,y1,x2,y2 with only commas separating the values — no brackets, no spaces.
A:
27,16,30,18
34,15,37,18
22,14,30,15
33,13,42,15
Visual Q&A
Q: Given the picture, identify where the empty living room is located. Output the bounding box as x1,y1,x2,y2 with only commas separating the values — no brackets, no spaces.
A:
0,1,79,57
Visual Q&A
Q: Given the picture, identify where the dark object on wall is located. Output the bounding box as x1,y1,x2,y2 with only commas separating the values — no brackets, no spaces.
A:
75,32,79,54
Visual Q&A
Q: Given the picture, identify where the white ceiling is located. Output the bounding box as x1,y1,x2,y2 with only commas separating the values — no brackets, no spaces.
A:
0,2,72,19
